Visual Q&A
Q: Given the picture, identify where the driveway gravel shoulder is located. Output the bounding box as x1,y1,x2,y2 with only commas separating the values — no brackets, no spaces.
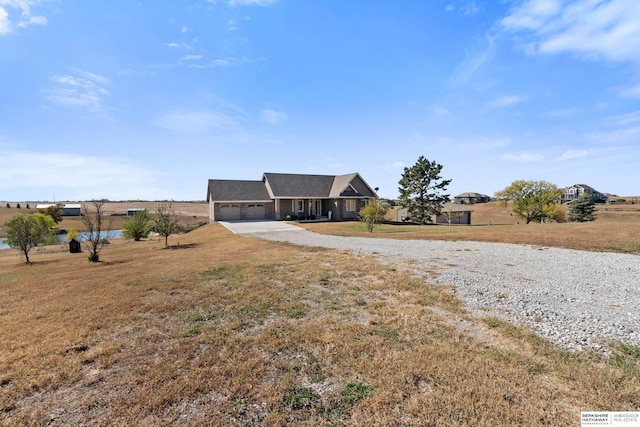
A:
249,228,640,353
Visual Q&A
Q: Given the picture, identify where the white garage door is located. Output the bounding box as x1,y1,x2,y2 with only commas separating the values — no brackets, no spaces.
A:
219,204,241,220
246,204,266,220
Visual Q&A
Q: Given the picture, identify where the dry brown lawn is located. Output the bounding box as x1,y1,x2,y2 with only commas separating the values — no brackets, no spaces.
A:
2,222,640,425
304,202,640,255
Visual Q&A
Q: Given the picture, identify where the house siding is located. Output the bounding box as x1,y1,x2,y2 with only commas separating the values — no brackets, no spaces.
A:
208,172,377,222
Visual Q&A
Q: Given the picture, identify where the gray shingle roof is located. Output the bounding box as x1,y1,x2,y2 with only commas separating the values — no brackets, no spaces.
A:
207,180,271,202
208,173,376,201
263,173,336,198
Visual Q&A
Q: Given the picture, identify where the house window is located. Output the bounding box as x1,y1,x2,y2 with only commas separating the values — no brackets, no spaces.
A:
295,200,304,212
346,199,356,212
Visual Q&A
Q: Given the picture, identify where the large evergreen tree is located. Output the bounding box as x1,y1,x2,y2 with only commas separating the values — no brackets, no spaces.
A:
398,156,451,224
567,193,597,222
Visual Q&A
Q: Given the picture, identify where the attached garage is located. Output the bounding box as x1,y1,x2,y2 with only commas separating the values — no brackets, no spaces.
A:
246,204,266,220
219,204,241,220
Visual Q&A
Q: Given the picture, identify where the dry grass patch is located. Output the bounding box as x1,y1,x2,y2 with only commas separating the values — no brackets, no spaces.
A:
299,202,640,255
1,225,640,425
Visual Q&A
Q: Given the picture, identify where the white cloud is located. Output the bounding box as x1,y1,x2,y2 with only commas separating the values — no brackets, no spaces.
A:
445,4,454,13
488,95,526,108
461,2,480,16
0,149,164,200
447,32,496,87
260,109,287,125
182,54,203,61
0,1,48,34
556,149,588,161
502,0,640,63
0,7,9,35
501,152,544,162
604,110,640,127
392,161,405,168
154,109,239,133
43,71,110,110
17,14,46,27
228,0,277,6
619,82,640,99
501,0,561,31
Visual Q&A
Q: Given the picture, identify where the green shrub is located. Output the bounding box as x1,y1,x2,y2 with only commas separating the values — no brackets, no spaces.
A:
282,386,319,410
122,210,152,241
341,381,372,405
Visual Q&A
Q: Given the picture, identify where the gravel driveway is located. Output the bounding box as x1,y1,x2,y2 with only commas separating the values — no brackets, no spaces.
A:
248,227,640,353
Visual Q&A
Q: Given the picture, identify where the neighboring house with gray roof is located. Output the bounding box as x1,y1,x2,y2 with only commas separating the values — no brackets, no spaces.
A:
207,172,377,221
560,184,608,203
454,192,491,204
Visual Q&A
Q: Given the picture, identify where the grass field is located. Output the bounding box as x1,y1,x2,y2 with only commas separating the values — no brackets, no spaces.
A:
2,204,640,425
300,202,640,255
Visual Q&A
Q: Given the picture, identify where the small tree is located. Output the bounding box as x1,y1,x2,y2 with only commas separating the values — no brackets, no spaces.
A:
543,203,566,223
82,200,113,262
38,203,64,224
359,198,390,233
4,213,56,264
442,203,465,231
398,156,452,224
123,210,152,241
152,202,182,247
495,180,561,224
567,193,597,222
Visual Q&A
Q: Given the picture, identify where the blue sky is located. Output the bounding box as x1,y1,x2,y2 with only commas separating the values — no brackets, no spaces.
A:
1,0,639,201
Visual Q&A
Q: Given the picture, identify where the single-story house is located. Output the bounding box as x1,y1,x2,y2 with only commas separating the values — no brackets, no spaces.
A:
35,203,82,216
454,192,491,204
395,203,473,225
560,184,608,203
207,172,378,222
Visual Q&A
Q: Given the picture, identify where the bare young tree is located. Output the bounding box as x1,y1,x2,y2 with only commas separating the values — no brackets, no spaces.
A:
442,203,465,231
82,200,113,262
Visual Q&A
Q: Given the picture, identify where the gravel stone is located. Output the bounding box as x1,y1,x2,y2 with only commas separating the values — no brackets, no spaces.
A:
252,229,640,352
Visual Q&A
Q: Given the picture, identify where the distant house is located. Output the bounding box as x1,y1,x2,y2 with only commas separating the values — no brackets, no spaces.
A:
454,192,491,204
35,203,82,216
395,203,473,225
206,172,378,222
561,184,608,203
